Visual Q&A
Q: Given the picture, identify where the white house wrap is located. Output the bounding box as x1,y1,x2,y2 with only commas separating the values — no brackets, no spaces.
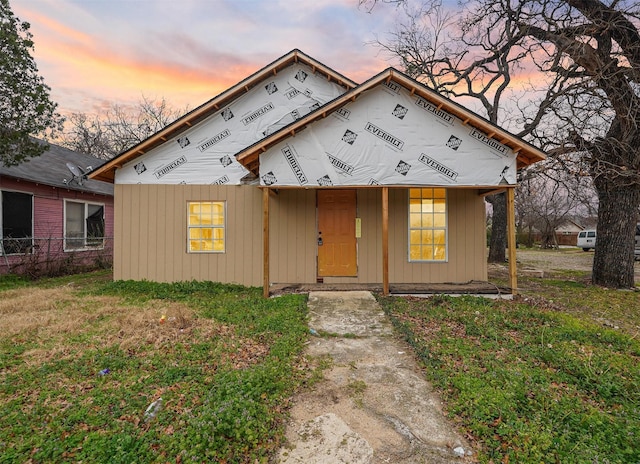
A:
258,84,517,187
115,64,349,185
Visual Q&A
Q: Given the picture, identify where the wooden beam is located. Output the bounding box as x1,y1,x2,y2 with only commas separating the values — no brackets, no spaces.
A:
478,188,507,197
263,188,270,298
506,187,518,295
382,187,389,296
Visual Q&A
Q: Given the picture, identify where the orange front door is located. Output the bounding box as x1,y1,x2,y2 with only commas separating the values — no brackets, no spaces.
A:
317,189,357,277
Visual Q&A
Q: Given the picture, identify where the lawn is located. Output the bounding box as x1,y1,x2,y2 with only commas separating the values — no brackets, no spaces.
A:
0,272,311,463
378,252,640,463
1,251,639,463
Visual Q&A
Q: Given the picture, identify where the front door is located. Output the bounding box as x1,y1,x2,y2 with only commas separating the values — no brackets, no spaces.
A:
317,189,357,277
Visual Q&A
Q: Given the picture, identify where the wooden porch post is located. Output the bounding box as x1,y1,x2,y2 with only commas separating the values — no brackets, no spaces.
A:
506,187,517,295
382,187,389,296
263,188,270,298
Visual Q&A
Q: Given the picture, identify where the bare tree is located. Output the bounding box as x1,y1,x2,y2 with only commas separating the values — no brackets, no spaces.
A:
516,159,596,248
362,0,640,288
62,113,111,159
61,96,186,160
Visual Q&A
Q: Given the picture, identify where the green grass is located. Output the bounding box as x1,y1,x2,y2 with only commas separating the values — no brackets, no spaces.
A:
377,293,640,463
0,275,312,463
521,277,640,335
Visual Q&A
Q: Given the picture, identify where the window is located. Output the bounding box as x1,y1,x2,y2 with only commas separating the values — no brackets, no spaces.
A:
64,201,105,250
408,188,447,262
188,201,225,253
1,190,33,254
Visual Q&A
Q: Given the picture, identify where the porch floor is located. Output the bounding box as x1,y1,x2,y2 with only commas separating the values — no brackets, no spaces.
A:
269,280,510,297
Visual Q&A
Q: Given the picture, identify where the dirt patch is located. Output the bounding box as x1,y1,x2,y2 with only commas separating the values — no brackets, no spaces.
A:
1,286,268,369
515,248,640,279
517,248,594,273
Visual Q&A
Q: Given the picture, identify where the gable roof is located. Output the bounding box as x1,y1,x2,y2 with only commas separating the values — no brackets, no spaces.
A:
90,49,357,183
0,141,113,196
236,68,546,176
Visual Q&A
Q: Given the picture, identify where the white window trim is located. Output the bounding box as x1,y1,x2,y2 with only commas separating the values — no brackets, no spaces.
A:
407,188,448,263
63,199,106,252
0,189,34,256
187,201,226,254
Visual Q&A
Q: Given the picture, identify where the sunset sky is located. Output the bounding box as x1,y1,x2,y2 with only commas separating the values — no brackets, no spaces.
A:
11,0,405,117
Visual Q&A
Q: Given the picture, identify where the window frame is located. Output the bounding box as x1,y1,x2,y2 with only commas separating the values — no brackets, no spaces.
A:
1,189,34,255
187,201,226,254
407,188,448,263
63,199,106,251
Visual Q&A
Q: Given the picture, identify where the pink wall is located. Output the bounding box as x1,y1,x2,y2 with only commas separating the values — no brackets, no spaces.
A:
0,176,114,275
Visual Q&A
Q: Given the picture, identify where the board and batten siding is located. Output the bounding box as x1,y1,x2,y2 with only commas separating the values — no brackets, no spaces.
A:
320,188,486,284
387,188,487,283
268,189,318,284
269,188,487,285
114,184,263,285
114,185,486,286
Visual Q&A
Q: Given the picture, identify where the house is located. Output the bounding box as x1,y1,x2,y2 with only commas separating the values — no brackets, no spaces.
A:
90,49,545,296
0,141,114,276
554,219,584,246
526,219,587,247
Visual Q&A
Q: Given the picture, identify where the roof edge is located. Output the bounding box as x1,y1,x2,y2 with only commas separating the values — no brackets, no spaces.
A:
89,49,358,183
235,67,546,174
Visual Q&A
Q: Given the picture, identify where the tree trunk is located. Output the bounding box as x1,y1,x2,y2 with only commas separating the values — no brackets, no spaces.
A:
592,183,640,288
487,192,507,263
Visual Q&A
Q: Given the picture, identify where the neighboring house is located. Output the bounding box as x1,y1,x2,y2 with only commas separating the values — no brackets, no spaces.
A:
0,141,114,276
554,219,584,246
90,49,545,295
529,219,584,247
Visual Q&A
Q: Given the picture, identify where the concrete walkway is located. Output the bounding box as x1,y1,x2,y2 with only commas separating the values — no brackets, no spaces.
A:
276,291,474,464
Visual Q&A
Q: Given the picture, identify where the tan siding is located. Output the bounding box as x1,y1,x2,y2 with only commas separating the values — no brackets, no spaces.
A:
356,189,382,282
388,188,487,283
114,185,487,286
113,185,124,280
269,190,317,283
115,185,263,286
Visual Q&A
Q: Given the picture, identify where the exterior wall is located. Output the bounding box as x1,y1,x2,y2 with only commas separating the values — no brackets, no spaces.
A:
388,188,487,283
114,184,263,285
113,185,487,286
269,189,318,283
269,187,487,285
0,176,114,274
